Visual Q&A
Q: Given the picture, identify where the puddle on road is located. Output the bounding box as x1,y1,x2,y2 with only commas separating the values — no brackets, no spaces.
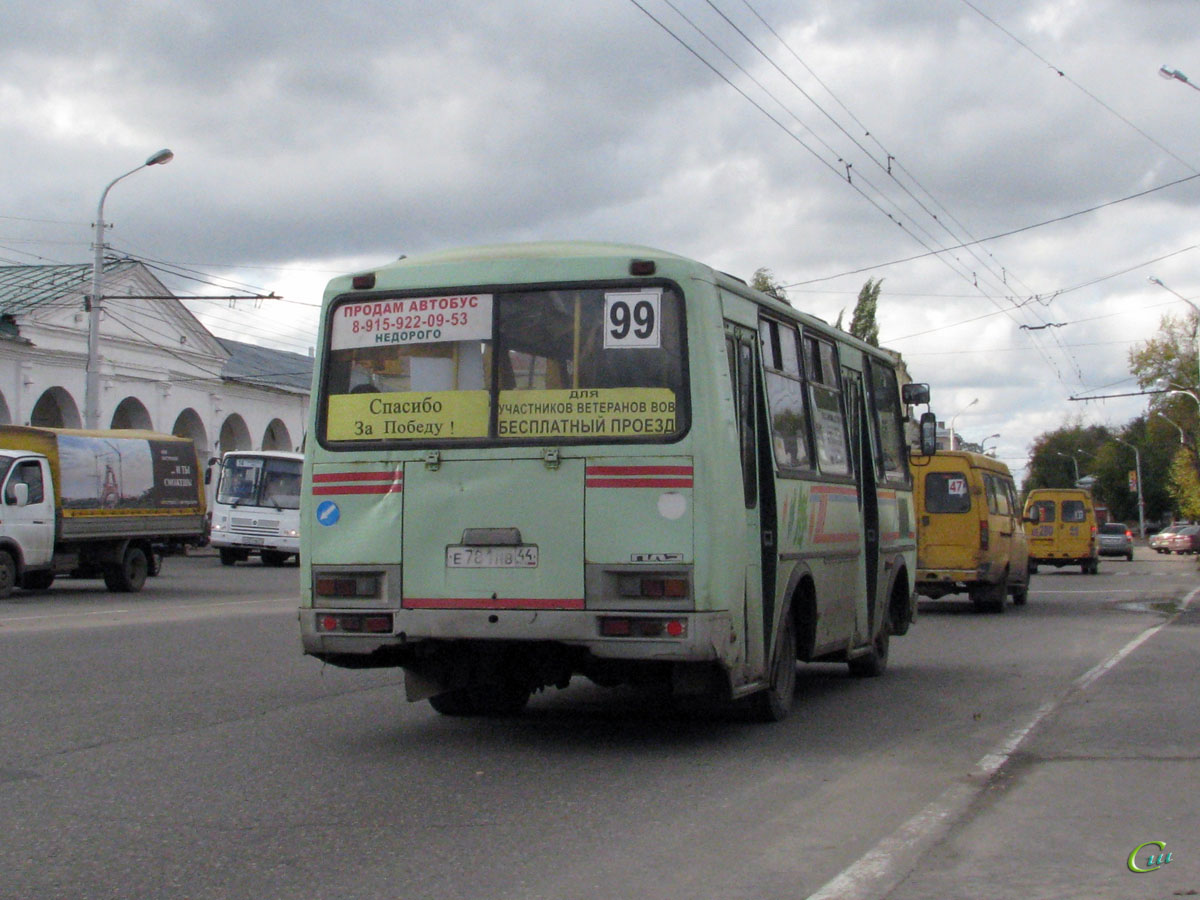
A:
1112,599,1183,616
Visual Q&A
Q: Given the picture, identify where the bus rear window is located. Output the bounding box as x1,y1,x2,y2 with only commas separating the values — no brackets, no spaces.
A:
924,471,971,513
320,286,687,445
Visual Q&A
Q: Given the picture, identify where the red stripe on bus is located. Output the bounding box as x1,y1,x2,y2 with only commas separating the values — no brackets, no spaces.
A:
312,484,402,495
813,532,860,544
583,482,696,489
403,597,586,610
811,484,858,496
313,471,402,482
585,465,693,476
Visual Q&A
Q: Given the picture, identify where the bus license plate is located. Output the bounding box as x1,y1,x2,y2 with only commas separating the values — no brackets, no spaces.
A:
445,545,538,568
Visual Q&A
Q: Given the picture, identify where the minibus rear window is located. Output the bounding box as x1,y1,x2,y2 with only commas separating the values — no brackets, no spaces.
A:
925,472,971,513
1062,500,1087,522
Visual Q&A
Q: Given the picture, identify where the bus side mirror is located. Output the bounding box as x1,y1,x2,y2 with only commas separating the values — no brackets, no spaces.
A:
902,382,931,406
1025,508,1040,524
204,469,212,485
918,411,938,457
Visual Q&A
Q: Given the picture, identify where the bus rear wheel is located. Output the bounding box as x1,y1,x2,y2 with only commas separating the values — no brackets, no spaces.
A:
429,681,532,717
848,626,889,678
749,607,797,722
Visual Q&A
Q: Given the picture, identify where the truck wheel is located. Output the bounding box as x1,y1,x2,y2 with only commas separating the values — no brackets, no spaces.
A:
104,546,149,593
219,548,240,567
0,551,15,599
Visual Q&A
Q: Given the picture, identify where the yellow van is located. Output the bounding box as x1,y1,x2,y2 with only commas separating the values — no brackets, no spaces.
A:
911,450,1031,613
1023,488,1099,574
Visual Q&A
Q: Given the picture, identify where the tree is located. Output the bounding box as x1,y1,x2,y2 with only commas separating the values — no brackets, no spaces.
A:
751,268,788,302
849,278,881,346
1023,420,1108,490
1129,306,1200,517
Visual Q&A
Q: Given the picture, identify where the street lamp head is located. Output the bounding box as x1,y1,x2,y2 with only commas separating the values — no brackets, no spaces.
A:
1148,275,1164,287
145,148,174,167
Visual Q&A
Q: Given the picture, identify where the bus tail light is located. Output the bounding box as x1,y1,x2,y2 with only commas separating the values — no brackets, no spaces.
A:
317,613,393,634
599,616,688,638
617,575,689,599
979,520,990,551
315,574,381,599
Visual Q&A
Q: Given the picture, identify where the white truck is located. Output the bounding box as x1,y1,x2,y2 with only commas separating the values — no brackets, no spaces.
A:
207,451,302,566
0,426,207,596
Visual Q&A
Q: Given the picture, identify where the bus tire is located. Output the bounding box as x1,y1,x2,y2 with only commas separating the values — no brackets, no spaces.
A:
261,550,290,567
429,681,531,717
0,550,15,599
749,606,797,722
848,626,889,678
219,548,240,566
971,581,1006,614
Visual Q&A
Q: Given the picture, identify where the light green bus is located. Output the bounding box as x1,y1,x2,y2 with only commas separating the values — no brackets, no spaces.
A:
299,242,935,720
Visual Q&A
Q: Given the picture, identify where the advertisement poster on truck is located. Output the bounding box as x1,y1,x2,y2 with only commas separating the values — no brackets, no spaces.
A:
57,435,201,513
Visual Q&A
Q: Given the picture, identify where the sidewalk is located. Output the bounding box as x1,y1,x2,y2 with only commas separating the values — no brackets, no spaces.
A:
883,603,1200,899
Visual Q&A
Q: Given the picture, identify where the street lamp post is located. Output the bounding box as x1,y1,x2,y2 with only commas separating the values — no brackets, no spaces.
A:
1154,411,1188,445
1159,65,1200,93
980,433,1000,454
1055,450,1080,485
86,148,174,430
1114,437,1146,540
948,397,978,450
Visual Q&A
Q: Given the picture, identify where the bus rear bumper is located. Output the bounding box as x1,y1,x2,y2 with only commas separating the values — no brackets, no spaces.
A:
300,607,739,667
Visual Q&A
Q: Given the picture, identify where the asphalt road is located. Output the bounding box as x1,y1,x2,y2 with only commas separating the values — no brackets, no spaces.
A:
0,548,1195,900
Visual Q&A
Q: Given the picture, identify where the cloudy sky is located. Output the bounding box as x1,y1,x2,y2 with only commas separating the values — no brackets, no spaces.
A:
3,0,1199,482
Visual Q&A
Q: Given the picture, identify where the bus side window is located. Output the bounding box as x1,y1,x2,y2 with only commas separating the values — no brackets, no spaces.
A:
866,358,908,483
803,334,850,476
759,318,812,471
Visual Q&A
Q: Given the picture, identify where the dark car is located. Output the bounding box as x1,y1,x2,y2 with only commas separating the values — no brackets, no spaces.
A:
1167,524,1200,555
1097,522,1133,560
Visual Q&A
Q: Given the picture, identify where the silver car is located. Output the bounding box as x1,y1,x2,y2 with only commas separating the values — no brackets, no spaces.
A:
1097,522,1133,560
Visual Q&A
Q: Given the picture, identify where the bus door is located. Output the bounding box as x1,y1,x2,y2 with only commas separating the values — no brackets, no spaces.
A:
842,368,880,640
725,325,778,677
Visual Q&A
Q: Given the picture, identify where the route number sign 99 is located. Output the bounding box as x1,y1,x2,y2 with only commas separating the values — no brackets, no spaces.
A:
604,289,661,349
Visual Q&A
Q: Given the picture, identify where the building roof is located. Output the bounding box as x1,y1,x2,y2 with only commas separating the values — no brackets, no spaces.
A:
0,262,312,394
0,261,137,314
218,338,313,392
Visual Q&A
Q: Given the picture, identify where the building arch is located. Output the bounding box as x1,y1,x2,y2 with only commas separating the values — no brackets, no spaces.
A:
0,391,11,425
30,387,82,428
262,418,293,451
110,396,153,431
218,414,252,453
171,408,210,457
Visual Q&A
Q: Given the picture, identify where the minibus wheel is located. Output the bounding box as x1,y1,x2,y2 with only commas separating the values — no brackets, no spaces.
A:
749,606,797,722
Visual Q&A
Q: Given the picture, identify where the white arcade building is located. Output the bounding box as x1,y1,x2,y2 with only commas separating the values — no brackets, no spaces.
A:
0,260,312,463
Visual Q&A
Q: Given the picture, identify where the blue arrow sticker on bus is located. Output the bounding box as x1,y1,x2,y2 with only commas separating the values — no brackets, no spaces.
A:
316,500,340,527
